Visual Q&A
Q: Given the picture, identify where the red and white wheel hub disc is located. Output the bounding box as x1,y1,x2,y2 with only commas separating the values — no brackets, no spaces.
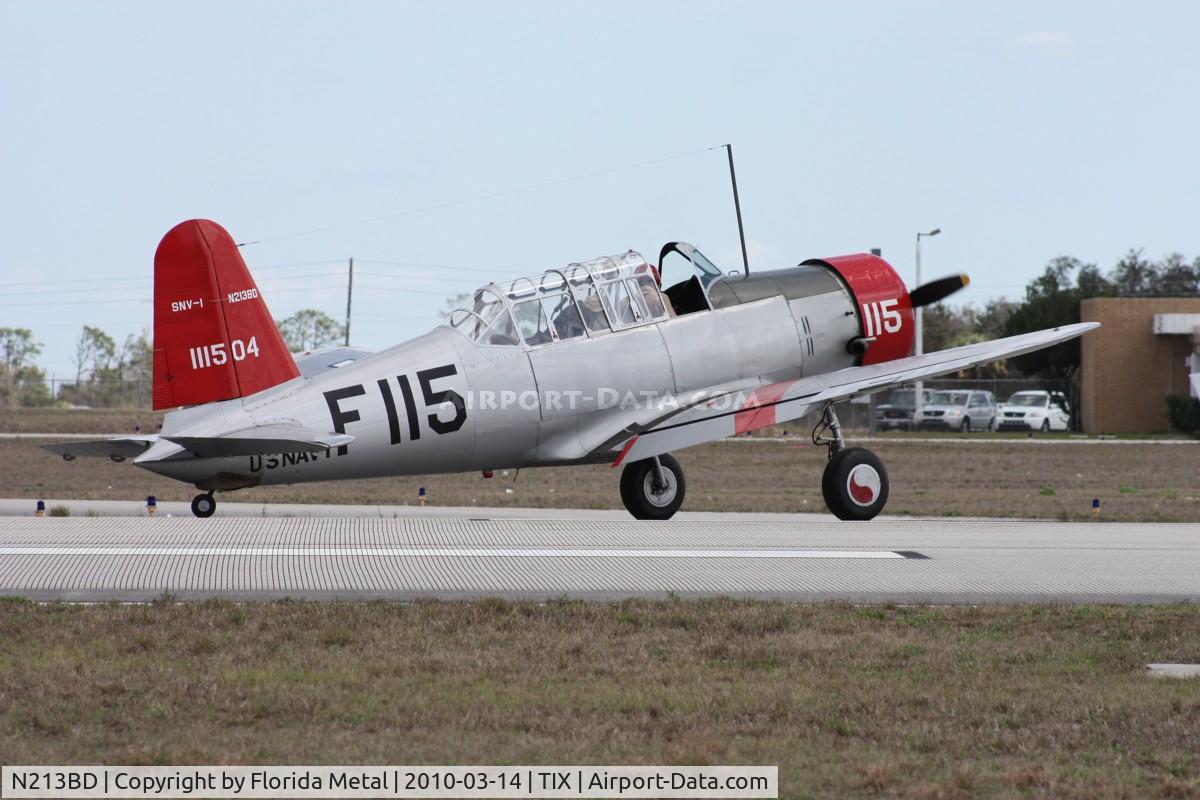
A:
846,464,881,506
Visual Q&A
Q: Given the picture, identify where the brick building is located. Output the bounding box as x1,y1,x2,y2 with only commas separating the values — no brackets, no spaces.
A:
1079,297,1200,433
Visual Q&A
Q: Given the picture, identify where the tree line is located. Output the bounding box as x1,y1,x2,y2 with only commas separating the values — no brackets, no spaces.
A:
919,249,1199,380
0,309,344,409
2,250,1195,409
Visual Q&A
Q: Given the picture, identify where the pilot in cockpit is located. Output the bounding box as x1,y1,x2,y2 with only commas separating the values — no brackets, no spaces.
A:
640,270,676,318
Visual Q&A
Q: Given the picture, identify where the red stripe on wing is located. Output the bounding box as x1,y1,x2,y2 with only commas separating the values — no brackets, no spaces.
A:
612,435,639,467
733,381,796,435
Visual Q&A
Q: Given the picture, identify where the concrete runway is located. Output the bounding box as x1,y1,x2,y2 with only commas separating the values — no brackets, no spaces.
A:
0,511,1197,603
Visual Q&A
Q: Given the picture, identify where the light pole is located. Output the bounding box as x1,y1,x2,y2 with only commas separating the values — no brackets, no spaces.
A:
913,228,941,419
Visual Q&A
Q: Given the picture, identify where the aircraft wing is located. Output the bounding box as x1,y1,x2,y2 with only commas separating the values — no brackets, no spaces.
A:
162,425,355,457
42,436,159,460
616,322,1098,465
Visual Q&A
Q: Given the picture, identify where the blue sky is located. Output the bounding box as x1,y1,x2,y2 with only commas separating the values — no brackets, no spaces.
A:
2,1,1197,376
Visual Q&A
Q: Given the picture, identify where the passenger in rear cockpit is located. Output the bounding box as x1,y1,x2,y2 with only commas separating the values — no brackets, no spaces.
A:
638,274,674,318
578,292,609,330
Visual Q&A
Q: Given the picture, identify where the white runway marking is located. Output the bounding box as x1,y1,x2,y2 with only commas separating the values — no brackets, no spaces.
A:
0,546,907,559
0,518,1196,602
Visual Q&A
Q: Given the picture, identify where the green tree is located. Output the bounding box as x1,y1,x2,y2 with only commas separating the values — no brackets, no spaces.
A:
72,325,116,385
0,328,45,408
1003,257,1095,379
118,331,153,381
62,326,154,407
1156,253,1199,296
13,365,52,407
1111,248,1159,296
1075,263,1118,298
276,309,346,352
922,300,1018,378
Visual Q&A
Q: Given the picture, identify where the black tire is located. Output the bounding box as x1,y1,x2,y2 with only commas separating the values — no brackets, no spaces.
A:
821,448,889,521
961,418,971,433
1041,419,1051,433
620,454,686,520
191,493,216,518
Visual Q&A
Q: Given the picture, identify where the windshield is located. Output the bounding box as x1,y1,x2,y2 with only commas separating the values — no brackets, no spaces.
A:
1007,393,1049,407
929,391,969,407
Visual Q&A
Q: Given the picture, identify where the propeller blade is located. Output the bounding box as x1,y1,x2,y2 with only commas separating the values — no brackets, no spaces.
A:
910,274,970,308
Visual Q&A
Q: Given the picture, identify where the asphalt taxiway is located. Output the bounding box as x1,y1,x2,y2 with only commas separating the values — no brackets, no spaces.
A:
0,511,1196,603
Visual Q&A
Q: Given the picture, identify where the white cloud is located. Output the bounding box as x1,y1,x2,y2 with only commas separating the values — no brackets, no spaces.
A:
1012,31,1076,56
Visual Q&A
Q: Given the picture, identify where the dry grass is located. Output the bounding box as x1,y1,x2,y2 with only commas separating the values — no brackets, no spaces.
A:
1,408,162,434
6,434,1200,522
1,600,1198,798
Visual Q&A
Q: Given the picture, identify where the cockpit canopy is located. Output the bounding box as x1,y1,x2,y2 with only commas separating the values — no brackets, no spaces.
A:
445,252,670,348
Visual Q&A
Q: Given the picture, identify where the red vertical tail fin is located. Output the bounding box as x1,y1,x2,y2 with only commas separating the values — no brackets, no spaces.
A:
152,219,299,410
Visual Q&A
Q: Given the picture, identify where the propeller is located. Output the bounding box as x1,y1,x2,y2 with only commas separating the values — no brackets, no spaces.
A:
909,274,970,308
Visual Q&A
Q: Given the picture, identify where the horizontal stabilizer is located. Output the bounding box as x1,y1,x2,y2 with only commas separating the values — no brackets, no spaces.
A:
42,436,158,460
162,424,354,457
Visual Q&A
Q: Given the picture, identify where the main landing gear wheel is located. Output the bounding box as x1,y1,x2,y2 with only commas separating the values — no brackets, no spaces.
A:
813,404,890,521
191,492,216,518
821,448,890,521
620,454,686,520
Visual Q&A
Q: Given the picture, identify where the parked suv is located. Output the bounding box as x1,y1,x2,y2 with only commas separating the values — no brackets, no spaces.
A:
873,388,933,431
996,390,1071,432
912,389,996,432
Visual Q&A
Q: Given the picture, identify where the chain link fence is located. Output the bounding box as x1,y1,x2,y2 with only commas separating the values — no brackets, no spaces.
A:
9,379,155,409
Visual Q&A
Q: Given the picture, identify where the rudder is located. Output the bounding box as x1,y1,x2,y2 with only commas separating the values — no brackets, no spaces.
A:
152,219,299,410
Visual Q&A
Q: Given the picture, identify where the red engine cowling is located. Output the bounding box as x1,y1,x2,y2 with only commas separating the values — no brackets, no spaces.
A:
802,254,915,365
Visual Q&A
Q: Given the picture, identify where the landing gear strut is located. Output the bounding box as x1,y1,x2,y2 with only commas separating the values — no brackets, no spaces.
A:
814,404,889,521
191,492,216,518
620,453,686,520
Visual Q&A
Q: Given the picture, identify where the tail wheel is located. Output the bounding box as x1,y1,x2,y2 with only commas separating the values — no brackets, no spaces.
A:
822,447,889,521
191,493,216,518
620,454,686,520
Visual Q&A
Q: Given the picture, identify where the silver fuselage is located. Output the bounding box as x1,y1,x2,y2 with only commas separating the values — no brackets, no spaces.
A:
138,268,859,491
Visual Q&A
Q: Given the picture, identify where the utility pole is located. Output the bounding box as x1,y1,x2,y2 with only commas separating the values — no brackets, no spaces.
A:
345,257,353,347
724,144,750,276
868,248,882,437
913,228,942,417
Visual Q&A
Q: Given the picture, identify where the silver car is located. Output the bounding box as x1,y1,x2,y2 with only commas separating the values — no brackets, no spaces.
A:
912,389,996,432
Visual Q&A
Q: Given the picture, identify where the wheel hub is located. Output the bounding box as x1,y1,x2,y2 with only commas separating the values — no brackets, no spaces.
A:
643,471,678,508
846,464,881,506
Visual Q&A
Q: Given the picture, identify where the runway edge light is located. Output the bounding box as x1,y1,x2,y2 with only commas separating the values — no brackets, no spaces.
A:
36,500,45,517
147,496,157,516
1092,498,1100,519
419,486,426,506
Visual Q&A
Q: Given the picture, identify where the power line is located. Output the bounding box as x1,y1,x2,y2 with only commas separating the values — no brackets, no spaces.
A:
0,258,349,289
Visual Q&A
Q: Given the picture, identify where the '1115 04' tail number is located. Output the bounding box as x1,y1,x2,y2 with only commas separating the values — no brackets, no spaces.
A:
189,337,261,369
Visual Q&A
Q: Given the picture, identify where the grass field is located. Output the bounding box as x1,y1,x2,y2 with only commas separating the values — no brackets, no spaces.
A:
1,599,1198,798
6,435,1200,522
